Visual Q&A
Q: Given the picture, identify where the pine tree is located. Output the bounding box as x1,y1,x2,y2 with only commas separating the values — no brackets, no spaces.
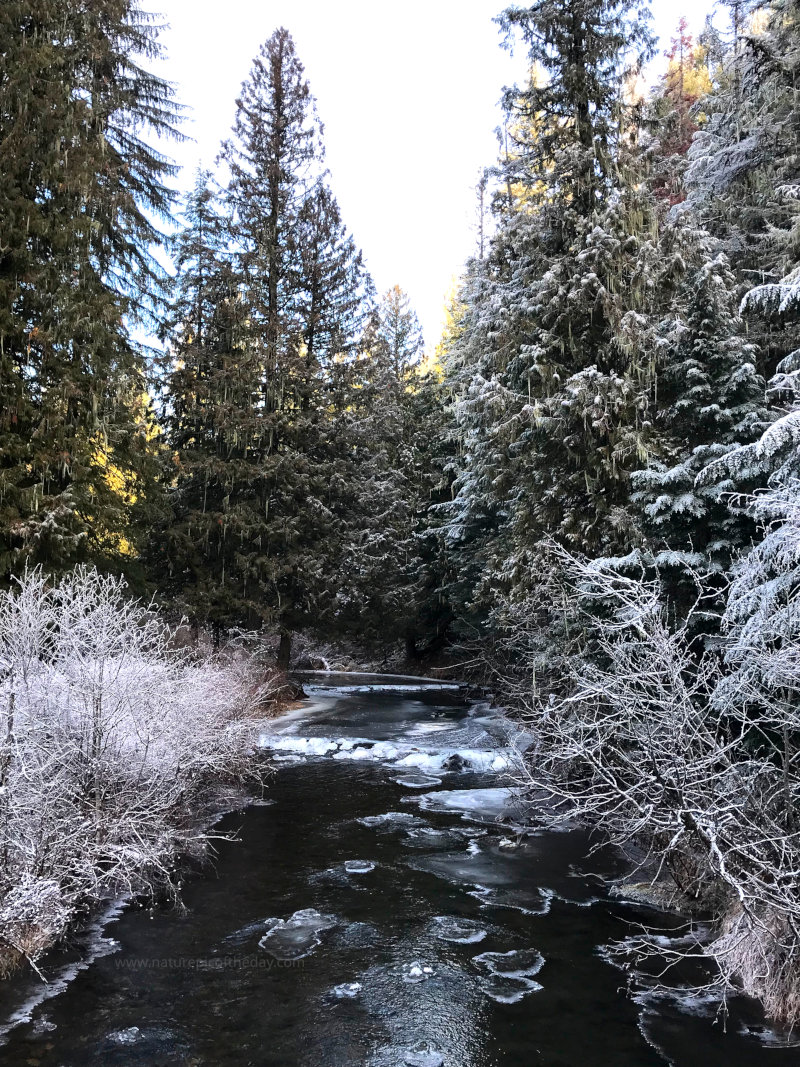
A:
442,0,657,640
336,288,445,655
0,0,181,582
631,250,769,621
163,31,370,661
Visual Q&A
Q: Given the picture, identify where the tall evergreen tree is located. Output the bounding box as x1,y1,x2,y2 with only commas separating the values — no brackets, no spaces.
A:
442,0,657,643
163,30,370,662
0,0,181,581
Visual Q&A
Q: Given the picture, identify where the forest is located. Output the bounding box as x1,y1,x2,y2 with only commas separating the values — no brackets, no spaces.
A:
2,0,800,1039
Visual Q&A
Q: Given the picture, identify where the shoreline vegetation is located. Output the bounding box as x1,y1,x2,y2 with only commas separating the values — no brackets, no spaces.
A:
0,568,282,980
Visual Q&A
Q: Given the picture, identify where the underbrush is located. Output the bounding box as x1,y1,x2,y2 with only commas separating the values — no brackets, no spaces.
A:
0,568,275,976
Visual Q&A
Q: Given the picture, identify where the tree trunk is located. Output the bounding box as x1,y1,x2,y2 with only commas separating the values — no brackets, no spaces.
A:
278,631,292,672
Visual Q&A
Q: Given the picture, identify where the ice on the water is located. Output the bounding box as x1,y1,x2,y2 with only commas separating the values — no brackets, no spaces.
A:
109,1027,141,1046
344,859,376,874
400,960,436,983
357,811,426,831
411,787,516,823
431,915,488,944
394,773,443,789
473,948,544,978
403,827,464,850
330,981,363,999
258,908,337,960
477,973,542,1004
403,1045,445,1067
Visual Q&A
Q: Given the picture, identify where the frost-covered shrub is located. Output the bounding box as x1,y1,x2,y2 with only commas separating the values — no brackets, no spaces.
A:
0,567,271,971
518,539,800,1028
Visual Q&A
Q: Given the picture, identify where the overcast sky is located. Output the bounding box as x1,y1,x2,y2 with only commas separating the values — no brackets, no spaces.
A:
153,0,716,351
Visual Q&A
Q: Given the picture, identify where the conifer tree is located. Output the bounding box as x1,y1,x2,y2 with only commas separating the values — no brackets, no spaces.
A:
163,31,369,661
631,251,768,621
442,0,657,641
0,0,180,581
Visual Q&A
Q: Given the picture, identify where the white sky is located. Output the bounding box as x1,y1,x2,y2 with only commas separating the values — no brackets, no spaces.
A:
154,0,715,351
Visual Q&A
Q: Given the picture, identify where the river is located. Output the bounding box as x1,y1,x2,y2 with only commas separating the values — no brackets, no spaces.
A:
0,675,796,1065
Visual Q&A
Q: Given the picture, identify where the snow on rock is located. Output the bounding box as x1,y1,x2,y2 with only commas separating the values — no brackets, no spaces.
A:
259,736,340,757
259,733,513,779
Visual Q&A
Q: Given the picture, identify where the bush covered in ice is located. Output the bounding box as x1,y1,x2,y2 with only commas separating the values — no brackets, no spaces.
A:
0,567,271,973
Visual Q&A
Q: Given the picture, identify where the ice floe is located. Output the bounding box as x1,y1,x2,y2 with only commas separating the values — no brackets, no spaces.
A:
330,981,363,999
357,812,426,831
431,915,488,944
477,973,542,1004
473,948,544,978
394,774,443,789
410,787,516,824
403,1045,445,1066
344,860,376,874
258,908,337,960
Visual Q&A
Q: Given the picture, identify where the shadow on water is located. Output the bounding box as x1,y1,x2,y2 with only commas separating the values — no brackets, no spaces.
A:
0,678,797,1066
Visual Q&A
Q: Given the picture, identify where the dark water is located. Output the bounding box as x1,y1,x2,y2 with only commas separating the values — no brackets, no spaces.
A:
0,677,798,1066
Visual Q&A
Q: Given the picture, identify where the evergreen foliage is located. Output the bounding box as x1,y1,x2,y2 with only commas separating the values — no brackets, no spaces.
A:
0,0,181,581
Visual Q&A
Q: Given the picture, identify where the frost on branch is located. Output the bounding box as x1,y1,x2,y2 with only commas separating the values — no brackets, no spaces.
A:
0,568,270,973
515,542,800,1028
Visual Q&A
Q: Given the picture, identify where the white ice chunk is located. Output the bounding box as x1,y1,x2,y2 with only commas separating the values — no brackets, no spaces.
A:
478,973,542,1003
258,909,337,960
395,774,442,789
473,948,544,978
331,981,362,999
401,960,436,983
412,787,515,821
431,916,488,944
404,1045,445,1067
344,860,376,874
